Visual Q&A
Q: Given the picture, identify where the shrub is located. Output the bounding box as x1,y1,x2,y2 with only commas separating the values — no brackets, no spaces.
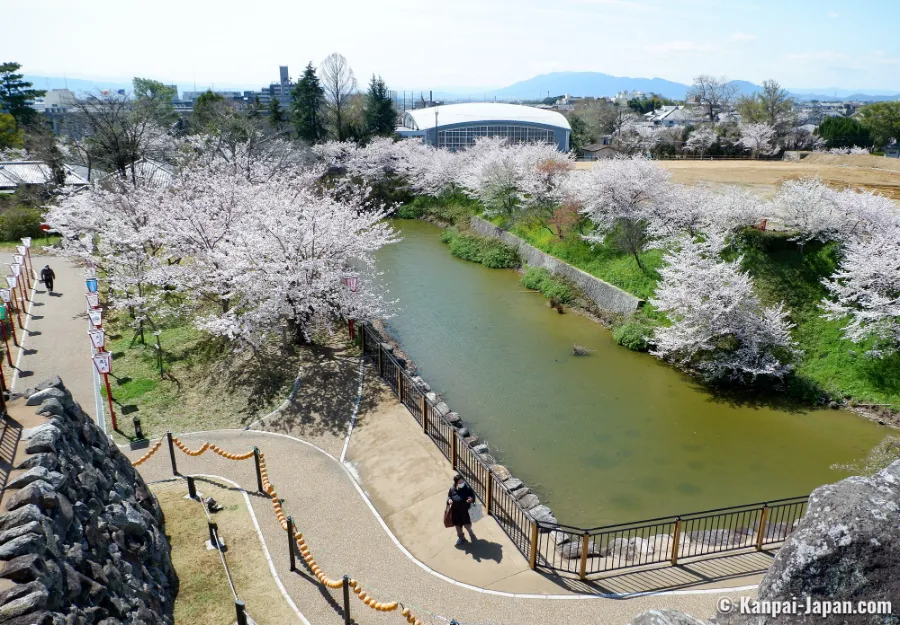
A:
395,203,424,219
0,207,43,241
520,267,574,303
441,228,519,268
613,322,652,352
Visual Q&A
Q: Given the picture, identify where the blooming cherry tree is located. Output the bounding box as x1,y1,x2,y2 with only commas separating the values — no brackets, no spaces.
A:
738,123,776,157
651,236,797,382
684,127,717,158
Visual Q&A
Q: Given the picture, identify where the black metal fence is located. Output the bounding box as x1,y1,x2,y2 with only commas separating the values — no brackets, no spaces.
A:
359,323,808,579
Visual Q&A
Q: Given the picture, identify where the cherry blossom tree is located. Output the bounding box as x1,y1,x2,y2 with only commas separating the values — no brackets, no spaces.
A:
684,127,717,158
515,143,574,235
651,235,797,382
455,137,523,217
771,178,845,246
821,231,900,357
569,156,674,267
738,123,776,158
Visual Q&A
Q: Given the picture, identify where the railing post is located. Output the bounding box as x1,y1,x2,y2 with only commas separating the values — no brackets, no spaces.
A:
451,431,458,470
485,470,493,517
397,364,404,404
186,476,197,500
377,345,383,377
287,516,296,571
253,447,264,494
421,396,428,433
756,504,770,551
671,518,682,565
529,521,539,570
235,600,248,625
342,575,351,625
166,431,178,476
359,324,366,353
579,533,590,580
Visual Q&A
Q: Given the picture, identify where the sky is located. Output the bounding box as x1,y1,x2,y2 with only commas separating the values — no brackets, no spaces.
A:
3,0,899,93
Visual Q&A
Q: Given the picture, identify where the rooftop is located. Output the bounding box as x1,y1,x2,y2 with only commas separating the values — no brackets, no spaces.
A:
405,102,571,131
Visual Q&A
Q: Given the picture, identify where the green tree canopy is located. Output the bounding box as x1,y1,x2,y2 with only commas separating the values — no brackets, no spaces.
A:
737,80,795,133
192,90,230,132
364,75,396,138
291,62,326,144
816,116,872,149
567,114,592,153
627,94,676,115
268,97,287,128
0,112,24,150
857,101,900,148
0,62,45,130
132,77,177,127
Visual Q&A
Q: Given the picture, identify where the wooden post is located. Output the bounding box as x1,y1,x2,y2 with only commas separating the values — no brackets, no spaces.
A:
579,533,590,580
529,522,539,570
756,505,770,551
253,447,264,494
359,324,366,354
397,365,404,404
287,516,296,571
671,518,682,565
451,431,458,470
166,431,178,475
486,470,493,516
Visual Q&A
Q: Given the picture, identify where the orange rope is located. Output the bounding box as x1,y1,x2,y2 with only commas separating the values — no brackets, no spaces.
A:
130,438,164,467
170,437,255,460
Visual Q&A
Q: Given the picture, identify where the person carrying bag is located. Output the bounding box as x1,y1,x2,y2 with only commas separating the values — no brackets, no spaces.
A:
446,473,477,546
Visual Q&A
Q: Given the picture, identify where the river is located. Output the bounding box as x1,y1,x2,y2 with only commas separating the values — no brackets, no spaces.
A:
375,219,888,527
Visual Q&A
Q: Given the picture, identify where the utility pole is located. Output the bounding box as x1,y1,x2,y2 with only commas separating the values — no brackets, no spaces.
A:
434,109,439,148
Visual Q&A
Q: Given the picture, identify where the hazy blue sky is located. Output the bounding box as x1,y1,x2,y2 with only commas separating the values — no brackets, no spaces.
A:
4,0,899,92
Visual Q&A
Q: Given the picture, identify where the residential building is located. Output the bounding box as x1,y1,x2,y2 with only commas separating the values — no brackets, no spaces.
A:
644,105,704,127
884,142,900,158
0,161,88,193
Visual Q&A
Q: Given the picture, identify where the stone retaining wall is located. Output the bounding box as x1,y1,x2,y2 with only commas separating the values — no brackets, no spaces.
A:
0,377,176,625
468,216,643,315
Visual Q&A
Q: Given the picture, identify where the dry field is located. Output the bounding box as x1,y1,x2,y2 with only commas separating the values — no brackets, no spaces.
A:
576,153,900,199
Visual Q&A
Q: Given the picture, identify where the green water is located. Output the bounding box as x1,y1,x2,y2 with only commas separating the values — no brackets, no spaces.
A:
375,219,888,527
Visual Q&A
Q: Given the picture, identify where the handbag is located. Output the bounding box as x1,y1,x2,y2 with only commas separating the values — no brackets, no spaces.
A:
443,502,453,528
469,502,484,524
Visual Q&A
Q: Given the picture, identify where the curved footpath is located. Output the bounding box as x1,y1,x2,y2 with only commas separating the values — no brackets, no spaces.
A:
19,258,759,624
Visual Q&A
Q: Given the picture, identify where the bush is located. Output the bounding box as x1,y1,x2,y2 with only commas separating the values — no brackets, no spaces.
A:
520,267,574,303
441,228,519,268
0,207,43,241
395,203,424,219
613,321,652,352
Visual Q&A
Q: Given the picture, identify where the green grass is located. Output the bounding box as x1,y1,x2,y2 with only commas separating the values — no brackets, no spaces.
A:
0,235,61,254
439,227,520,268
520,267,574,303
102,310,306,442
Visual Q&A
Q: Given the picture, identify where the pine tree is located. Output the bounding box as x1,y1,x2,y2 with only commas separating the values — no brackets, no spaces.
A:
291,63,326,143
364,75,397,138
0,62,46,130
268,97,286,127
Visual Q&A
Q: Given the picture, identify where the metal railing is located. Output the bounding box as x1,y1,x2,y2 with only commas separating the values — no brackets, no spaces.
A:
359,323,808,579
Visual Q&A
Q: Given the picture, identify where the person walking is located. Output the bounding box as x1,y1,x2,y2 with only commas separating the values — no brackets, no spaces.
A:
40,265,55,293
447,473,477,546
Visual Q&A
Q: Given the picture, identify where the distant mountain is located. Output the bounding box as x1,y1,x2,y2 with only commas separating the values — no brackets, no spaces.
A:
478,71,896,103
486,72,695,100
24,75,256,98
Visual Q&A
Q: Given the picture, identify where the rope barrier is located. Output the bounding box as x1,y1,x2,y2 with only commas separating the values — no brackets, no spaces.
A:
171,436,255,460
130,438,164,467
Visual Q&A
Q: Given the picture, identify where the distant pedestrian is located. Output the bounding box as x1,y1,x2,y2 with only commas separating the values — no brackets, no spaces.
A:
447,473,477,546
40,265,55,293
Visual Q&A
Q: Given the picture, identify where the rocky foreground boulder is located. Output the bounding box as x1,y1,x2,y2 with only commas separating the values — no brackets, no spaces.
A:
629,460,900,625
0,377,176,624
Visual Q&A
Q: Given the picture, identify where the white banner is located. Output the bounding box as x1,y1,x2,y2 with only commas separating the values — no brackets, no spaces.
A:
9,264,20,277
85,292,99,308
21,237,31,249
12,255,23,265
92,351,112,374
15,246,25,256
88,328,105,349
0,289,9,303
5,276,16,289
87,308,102,327
84,267,96,279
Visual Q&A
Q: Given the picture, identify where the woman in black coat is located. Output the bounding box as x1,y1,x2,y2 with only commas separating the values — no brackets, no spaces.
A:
448,473,477,546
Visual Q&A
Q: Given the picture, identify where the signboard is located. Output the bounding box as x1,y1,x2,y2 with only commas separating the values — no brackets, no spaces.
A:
15,246,25,256
84,268,97,279
21,237,31,248
12,255,23,266
87,308,102,327
88,328,105,349
92,351,112,374
85,278,99,293
0,289,9,303
5,276,16,290
85,292,99,308
0,306,6,322
342,276,359,293
9,264,20,277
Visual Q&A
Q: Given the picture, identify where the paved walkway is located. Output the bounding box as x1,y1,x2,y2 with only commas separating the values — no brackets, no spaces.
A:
125,430,753,625
8,256,97,421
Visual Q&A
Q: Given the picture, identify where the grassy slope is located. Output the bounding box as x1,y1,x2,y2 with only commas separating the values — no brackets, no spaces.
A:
103,311,304,441
439,207,898,408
